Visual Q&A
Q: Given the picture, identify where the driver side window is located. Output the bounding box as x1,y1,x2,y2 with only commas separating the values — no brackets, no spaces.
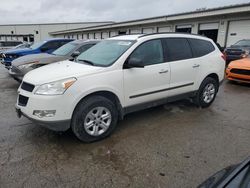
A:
129,39,164,66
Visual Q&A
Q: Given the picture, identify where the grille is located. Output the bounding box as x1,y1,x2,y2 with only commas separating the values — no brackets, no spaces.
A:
230,69,250,76
226,49,243,56
18,95,29,106
5,54,19,59
21,82,35,92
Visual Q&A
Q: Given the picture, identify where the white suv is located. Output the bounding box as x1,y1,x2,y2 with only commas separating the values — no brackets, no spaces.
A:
16,33,225,142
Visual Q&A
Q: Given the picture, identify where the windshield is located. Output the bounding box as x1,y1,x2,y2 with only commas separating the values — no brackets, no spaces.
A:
77,40,135,67
233,40,250,47
52,42,77,56
30,41,46,50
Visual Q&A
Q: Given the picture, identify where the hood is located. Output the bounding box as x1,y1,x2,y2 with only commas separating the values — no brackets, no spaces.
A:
4,48,33,55
227,46,250,51
229,58,250,69
12,53,67,66
23,60,104,85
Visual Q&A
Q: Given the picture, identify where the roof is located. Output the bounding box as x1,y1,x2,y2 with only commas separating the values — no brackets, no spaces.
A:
109,33,210,41
109,34,144,40
71,39,101,44
50,2,250,35
43,38,74,41
0,21,114,27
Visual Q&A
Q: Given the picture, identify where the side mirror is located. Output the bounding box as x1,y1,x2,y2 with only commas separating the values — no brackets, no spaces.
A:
125,58,144,68
71,51,81,58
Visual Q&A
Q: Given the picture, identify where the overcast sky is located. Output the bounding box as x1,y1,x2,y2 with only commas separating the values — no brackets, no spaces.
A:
0,0,249,24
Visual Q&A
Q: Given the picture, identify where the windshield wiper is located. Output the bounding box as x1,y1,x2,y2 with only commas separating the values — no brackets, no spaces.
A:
78,59,95,66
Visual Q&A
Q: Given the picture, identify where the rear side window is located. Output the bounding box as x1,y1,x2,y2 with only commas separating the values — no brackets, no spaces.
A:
129,39,164,66
42,41,63,50
188,38,215,58
77,44,95,53
163,38,192,62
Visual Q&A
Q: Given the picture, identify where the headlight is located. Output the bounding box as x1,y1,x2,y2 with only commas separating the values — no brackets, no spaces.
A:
35,78,77,95
18,61,39,69
244,50,250,55
241,50,250,58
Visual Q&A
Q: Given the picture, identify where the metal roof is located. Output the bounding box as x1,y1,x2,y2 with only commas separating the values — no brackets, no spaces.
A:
50,2,250,35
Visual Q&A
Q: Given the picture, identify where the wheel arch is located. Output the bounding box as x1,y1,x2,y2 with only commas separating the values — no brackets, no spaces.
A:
72,90,124,121
205,73,219,86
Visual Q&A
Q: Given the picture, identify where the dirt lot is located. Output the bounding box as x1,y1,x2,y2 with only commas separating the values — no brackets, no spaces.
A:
0,65,249,188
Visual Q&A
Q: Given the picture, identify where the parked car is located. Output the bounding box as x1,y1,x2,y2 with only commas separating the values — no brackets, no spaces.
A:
1,38,73,69
226,56,250,83
0,40,23,50
9,40,100,82
0,42,30,64
15,33,225,142
198,157,250,188
13,42,32,49
224,39,250,64
0,42,31,53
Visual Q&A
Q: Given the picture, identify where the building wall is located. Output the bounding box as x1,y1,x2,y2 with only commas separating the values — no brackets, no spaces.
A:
0,22,111,42
51,12,250,47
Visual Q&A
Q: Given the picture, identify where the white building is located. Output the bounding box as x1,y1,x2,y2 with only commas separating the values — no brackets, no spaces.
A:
50,3,250,47
0,21,113,43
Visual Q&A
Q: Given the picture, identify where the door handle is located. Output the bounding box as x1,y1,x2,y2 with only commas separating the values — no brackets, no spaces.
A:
159,69,169,74
192,64,200,68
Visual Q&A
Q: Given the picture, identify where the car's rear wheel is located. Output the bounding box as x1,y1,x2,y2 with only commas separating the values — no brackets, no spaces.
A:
194,77,218,108
71,96,118,142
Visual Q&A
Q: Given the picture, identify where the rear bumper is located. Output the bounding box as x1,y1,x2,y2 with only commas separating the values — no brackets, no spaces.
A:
15,105,71,131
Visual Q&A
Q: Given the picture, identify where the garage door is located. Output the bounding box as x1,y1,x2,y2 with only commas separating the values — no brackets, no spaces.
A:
82,34,88,39
158,26,171,33
110,31,117,37
102,32,109,39
89,33,94,39
130,29,141,34
95,33,101,39
227,20,250,47
199,23,219,30
142,28,154,34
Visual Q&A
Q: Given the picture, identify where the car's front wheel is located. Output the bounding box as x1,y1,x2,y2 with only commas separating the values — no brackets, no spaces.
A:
194,77,219,108
71,96,118,142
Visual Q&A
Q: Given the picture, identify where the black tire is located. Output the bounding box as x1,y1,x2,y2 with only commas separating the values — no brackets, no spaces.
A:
71,96,118,142
194,77,219,108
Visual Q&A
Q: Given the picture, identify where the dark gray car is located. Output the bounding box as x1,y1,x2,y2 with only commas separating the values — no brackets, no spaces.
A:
224,39,250,64
9,40,100,81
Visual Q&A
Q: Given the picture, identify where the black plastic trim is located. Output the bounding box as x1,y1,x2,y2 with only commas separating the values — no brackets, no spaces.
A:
129,83,194,99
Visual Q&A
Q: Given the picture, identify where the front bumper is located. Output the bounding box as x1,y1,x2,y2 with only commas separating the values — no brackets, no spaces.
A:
9,66,24,82
16,83,77,132
226,68,250,83
15,105,71,131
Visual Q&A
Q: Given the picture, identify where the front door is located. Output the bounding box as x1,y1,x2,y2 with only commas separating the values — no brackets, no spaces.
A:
123,39,171,107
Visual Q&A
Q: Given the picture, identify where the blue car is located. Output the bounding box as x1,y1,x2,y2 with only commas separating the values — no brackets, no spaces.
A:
1,38,73,68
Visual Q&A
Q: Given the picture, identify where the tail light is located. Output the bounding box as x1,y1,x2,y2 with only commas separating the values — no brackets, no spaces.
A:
221,53,226,61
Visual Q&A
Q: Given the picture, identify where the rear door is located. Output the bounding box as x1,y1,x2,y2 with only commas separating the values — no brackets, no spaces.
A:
163,38,199,97
123,39,171,107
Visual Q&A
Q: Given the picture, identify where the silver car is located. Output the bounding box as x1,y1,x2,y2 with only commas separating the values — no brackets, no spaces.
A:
9,40,99,81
